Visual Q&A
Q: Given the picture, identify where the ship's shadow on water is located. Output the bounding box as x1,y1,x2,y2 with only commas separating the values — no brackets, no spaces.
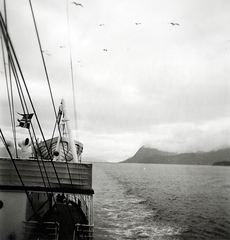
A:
93,163,230,240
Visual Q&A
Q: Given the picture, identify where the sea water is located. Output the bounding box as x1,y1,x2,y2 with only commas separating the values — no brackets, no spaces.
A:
92,163,230,240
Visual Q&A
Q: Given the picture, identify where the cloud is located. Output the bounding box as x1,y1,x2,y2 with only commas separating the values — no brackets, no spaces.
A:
1,0,230,162
143,118,230,153
74,117,230,162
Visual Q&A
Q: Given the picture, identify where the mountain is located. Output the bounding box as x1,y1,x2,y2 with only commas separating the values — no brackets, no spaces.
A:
122,146,230,165
212,161,230,166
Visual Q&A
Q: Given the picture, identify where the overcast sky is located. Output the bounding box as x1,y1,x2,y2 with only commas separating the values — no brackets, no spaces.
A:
0,0,230,162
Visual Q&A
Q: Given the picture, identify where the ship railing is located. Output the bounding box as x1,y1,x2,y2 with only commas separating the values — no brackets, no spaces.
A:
22,220,59,240
73,223,94,240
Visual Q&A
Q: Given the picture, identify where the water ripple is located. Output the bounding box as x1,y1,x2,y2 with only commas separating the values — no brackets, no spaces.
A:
93,163,230,239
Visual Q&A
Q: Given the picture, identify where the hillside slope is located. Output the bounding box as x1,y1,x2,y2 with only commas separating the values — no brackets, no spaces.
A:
122,146,230,165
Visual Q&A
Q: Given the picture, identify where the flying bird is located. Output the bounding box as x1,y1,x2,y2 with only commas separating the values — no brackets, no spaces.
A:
170,22,179,26
135,22,141,25
103,49,108,51
42,50,52,56
72,2,83,7
99,24,105,26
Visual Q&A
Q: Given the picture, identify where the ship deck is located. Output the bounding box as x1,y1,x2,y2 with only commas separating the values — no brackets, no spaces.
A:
0,158,94,194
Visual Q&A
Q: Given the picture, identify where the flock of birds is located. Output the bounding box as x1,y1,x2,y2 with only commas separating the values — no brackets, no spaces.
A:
41,2,180,55
72,2,180,27
100,21,179,52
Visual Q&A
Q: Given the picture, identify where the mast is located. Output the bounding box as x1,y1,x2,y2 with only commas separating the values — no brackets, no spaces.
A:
60,98,78,163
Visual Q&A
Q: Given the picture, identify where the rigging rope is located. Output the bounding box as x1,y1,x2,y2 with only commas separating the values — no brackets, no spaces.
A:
65,2,84,207
27,2,71,192
66,0,79,143
28,0,57,120
0,4,18,157
1,3,88,236
0,10,63,224
28,3,81,233
0,129,41,221
0,10,57,212
0,11,55,171
0,36,15,143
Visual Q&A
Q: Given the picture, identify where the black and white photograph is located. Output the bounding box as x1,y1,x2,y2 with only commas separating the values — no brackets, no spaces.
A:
0,0,229,239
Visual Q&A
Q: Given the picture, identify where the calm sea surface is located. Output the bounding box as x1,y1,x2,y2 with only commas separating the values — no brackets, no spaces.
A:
92,163,230,240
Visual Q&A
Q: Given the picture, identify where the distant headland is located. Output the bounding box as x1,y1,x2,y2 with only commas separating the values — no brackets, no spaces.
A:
212,161,230,166
121,146,230,166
